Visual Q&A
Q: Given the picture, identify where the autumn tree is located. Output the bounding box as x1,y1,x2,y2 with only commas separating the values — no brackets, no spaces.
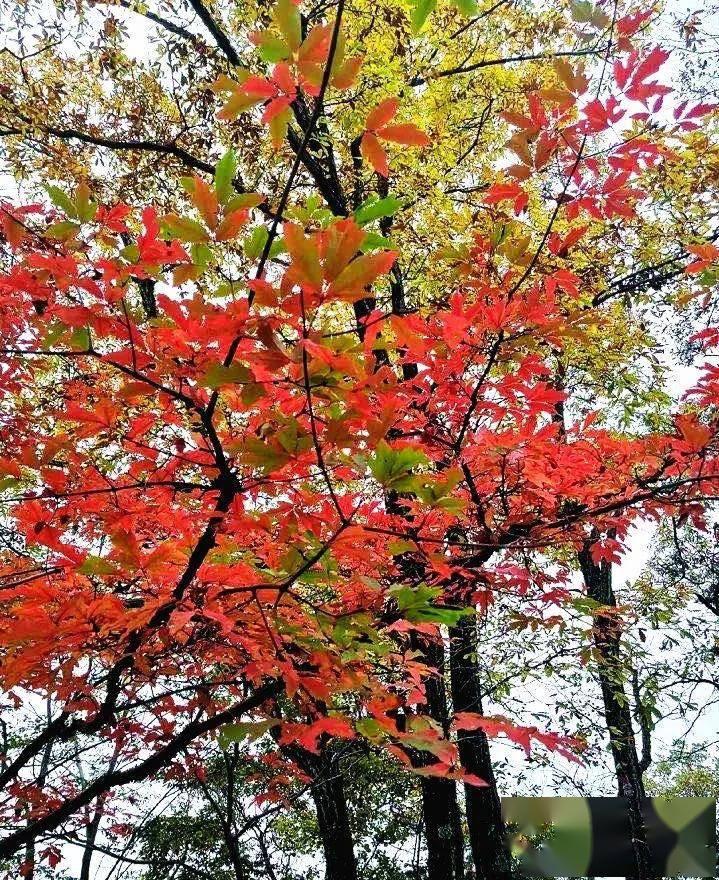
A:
1,0,719,878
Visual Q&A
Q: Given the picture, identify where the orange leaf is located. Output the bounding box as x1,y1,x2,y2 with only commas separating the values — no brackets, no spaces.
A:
269,106,292,150
242,76,278,99
248,278,279,306
366,98,399,131
262,95,293,124
1,214,25,248
297,24,330,63
190,176,219,230
273,62,296,96
318,218,367,282
360,132,389,177
377,123,431,147
483,181,525,204
215,209,249,242
332,55,363,90
327,250,397,300
283,222,323,289
537,87,575,107
217,90,261,120
553,58,577,91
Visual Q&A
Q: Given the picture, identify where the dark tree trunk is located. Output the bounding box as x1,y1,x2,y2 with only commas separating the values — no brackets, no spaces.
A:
413,638,466,880
419,777,465,880
578,541,654,880
355,217,462,877
387,488,465,877
448,616,511,880
79,798,105,880
285,744,359,880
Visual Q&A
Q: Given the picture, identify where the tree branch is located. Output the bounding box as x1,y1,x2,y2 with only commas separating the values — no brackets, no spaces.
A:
183,0,242,65
0,680,283,860
410,47,605,86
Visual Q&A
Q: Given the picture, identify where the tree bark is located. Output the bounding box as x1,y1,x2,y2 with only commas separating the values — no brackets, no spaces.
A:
578,541,654,880
448,616,511,880
283,744,358,880
414,638,466,880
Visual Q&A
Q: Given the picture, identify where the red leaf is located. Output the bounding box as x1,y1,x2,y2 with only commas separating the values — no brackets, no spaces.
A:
242,76,278,99
262,95,294,123
272,62,296,96
616,9,653,36
483,181,528,214
633,46,670,85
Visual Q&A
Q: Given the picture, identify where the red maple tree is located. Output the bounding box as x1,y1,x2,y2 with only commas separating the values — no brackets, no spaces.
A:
1,4,718,876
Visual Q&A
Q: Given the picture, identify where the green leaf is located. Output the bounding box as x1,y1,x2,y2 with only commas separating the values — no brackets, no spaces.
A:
411,0,436,32
78,555,116,576
570,0,594,22
74,182,97,223
268,105,292,149
219,719,279,748
244,226,268,260
242,382,266,405
273,0,301,51
360,232,393,252
190,242,213,271
162,214,210,243
389,583,473,626
225,192,265,211
256,33,291,63
269,237,286,258
590,5,611,27
244,226,285,260
45,185,78,219
46,220,81,240
69,327,92,350
414,468,465,513
698,267,719,287
276,419,313,455
368,440,428,490
41,321,67,350
120,244,140,263
214,149,238,205
388,538,418,556
0,475,20,492
489,222,508,248
236,436,290,474
355,717,383,740
452,0,478,15
200,362,253,388
354,196,403,225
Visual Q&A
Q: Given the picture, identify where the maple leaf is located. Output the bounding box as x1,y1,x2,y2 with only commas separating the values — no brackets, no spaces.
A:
484,181,529,215
280,717,356,753
686,243,719,274
361,99,430,176
588,536,622,566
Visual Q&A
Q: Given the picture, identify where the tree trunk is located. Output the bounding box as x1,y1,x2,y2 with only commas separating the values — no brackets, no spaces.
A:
448,616,511,880
358,179,464,879
578,541,654,880
419,776,465,880
284,744,358,880
79,797,106,880
413,637,466,880
388,496,465,877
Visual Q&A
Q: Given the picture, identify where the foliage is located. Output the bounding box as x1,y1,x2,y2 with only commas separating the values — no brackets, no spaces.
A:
1,0,719,876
